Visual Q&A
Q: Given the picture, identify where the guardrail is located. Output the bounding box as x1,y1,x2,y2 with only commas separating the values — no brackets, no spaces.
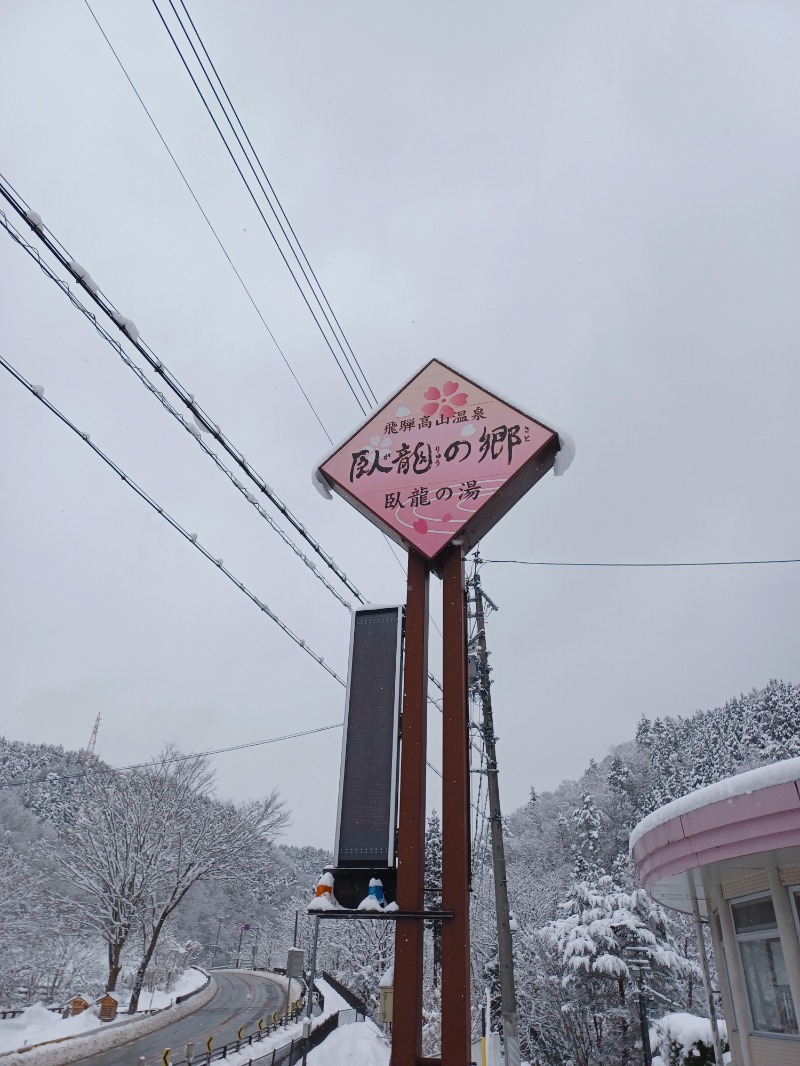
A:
197,1008,365,1066
320,972,367,1015
201,1006,306,1064
162,1001,365,1066
175,971,212,1005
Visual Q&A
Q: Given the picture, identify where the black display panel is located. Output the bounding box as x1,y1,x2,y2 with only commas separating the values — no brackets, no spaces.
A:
335,606,403,867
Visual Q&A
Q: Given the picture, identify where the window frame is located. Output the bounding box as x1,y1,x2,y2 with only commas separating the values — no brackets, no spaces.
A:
712,908,736,1028
790,884,800,940
730,890,799,1037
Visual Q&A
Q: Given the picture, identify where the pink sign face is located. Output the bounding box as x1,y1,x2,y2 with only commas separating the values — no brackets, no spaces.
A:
318,360,557,561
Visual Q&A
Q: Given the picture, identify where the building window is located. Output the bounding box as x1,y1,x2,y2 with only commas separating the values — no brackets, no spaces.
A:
732,895,798,1035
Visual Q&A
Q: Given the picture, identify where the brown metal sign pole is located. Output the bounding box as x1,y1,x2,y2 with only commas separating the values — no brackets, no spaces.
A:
391,550,430,1066
440,543,471,1066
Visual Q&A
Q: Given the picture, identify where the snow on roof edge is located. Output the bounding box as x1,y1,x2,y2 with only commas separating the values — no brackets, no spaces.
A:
311,356,575,497
629,755,800,852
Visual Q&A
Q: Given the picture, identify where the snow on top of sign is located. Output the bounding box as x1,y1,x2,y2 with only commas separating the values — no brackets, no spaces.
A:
357,895,385,912
448,359,575,477
312,357,574,500
629,755,800,851
308,894,339,911
312,464,335,500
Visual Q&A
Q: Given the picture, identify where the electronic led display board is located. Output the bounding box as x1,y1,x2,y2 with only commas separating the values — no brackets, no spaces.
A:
334,605,403,868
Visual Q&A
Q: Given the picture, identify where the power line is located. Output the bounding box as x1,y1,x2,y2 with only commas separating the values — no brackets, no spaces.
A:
0,209,353,612
172,0,378,409
142,1,421,603
150,0,372,415
1,723,344,790
0,348,346,687
81,0,333,446
483,557,800,569
0,198,449,717
82,5,414,619
0,177,450,710
0,353,451,783
0,176,364,603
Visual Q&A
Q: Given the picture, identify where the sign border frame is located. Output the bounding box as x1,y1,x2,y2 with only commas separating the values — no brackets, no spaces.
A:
316,358,561,566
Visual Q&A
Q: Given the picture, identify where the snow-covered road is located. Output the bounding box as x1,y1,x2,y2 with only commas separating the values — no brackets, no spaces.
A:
73,971,286,1066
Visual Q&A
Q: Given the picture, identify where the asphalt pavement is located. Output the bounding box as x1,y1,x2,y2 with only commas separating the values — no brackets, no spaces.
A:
80,971,288,1066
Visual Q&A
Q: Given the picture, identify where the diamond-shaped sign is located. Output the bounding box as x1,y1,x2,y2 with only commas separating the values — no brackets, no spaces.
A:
315,359,562,563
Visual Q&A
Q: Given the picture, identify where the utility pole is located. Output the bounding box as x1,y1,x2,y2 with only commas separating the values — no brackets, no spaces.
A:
470,553,521,1066
212,916,224,966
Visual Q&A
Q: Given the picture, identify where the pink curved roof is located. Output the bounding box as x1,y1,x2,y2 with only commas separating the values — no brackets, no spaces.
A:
631,759,800,895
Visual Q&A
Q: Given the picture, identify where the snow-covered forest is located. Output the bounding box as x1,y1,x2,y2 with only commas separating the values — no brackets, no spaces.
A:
2,678,799,1062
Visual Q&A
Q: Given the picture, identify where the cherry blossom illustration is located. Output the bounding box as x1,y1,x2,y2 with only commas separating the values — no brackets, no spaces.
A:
420,379,469,420
366,434,392,458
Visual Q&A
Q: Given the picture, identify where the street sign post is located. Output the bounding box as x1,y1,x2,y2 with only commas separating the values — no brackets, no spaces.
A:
316,359,562,566
314,359,570,1066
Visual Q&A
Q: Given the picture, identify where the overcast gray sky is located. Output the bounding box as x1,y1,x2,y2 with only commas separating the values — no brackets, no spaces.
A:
1,1,799,848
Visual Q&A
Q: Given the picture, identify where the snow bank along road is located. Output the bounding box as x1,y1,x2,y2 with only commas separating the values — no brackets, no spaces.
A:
78,972,287,1066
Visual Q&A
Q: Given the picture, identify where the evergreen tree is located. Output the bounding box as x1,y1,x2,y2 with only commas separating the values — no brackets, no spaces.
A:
572,793,603,878
543,873,699,1066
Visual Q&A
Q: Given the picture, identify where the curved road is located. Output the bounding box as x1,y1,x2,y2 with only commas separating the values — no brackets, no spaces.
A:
83,971,287,1066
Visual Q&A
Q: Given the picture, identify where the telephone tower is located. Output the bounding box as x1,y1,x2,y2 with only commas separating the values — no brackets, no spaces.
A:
81,713,101,765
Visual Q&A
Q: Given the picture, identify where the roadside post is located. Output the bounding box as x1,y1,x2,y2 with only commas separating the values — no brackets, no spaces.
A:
304,916,321,1028
234,923,250,969
313,359,572,1066
301,1016,312,1066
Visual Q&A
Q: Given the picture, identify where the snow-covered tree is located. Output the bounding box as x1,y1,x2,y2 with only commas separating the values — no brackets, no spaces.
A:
572,793,603,878
425,810,443,986
50,746,287,1001
52,756,183,991
543,871,699,1066
125,752,287,1011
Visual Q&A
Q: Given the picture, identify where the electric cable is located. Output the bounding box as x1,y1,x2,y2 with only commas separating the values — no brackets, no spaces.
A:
0,177,449,711
82,0,333,446
0,176,364,601
1,724,344,790
150,0,371,415
80,8,412,610
483,557,800,569
0,348,346,687
0,344,452,784
0,209,352,612
172,0,378,408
